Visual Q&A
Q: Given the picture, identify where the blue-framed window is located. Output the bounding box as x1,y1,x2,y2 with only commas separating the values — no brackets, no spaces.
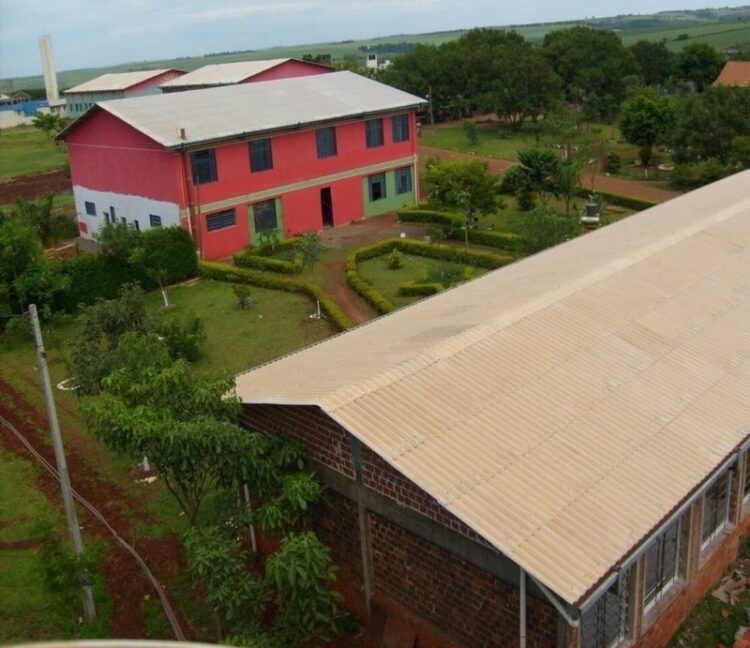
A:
206,208,236,232
316,127,337,158
191,149,218,184
149,214,162,228
365,118,384,148
84,201,96,216
368,173,386,201
395,167,413,194
392,114,409,143
249,138,273,172
253,199,278,232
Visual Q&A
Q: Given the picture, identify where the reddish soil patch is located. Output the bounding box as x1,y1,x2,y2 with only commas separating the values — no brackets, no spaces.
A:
0,538,43,550
0,169,71,204
323,258,375,326
0,377,188,639
418,144,682,204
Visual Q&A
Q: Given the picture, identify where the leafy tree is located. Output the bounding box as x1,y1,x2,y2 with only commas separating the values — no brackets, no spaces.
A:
543,26,638,120
462,120,479,146
32,112,68,138
96,221,142,264
517,149,562,205
675,43,724,91
671,86,750,163
629,40,675,87
619,95,676,173
519,206,578,254
730,135,750,169
422,158,501,247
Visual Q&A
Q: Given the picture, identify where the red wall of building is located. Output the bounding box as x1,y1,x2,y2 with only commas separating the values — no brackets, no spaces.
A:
126,69,185,94
247,60,333,82
66,110,182,203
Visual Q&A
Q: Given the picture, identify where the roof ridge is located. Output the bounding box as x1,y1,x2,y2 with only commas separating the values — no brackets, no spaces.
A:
321,190,750,414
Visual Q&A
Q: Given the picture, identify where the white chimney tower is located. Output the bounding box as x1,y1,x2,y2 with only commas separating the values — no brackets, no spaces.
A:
39,35,59,102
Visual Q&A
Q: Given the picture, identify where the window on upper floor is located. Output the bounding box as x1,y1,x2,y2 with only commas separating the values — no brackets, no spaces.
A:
191,149,218,184
365,118,384,148
253,199,278,233
316,127,337,158
581,564,634,648
84,201,96,216
206,208,236,232
392,114,409,143
395,167,413,194
249,138,273,172
149,214,162,228
368,173,386,201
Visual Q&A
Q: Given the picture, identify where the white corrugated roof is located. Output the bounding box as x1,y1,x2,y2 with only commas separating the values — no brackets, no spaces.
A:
82,72,425,148
160,59,319,88
235,171,750,606
65,69,176,93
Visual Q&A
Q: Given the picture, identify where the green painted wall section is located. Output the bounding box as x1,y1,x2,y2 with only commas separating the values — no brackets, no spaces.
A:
362,168,415,218
248,197,285,245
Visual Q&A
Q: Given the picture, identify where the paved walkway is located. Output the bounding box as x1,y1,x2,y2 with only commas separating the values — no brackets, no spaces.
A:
419,145,683,204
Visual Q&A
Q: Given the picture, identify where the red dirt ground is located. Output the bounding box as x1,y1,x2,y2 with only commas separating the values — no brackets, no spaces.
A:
0,377,190,639
0,169,72,204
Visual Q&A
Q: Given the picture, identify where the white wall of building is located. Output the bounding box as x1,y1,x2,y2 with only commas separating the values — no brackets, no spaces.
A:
73,185,181,239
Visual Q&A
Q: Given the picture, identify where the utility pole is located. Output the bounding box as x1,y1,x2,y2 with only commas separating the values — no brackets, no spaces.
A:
29,304,96,621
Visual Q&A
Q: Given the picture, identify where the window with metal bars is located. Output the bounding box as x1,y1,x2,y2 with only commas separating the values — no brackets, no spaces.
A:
316,127,337,158
702,471,731,548
643,517,682,611
206,208,236,232
581,567,632,648
365,118,384,148
249,138,273,172
252,199,278,233
191,149,218,184
392,114,409,142
395,166,412,194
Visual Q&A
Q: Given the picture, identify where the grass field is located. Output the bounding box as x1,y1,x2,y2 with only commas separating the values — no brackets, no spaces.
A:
0,126,69,180
424,122,638,165
358,253,486,308
0,447,90,642
4,8,749,91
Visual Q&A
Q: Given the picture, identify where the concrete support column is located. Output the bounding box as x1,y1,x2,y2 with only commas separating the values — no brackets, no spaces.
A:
734,452,747,526
685,499,704,581
630,556,646,642
351,438,374,619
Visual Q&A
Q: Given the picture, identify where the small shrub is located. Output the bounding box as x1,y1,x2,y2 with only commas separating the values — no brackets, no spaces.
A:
233,284,254,310
606,153,622,174
423,262,465,288
398,282,443,297
499,165,527,195
462,120,479,146
517,189,536,212
387,248,402,269
293,232,324,269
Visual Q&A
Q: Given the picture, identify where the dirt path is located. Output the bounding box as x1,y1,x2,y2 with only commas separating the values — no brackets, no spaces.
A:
419,144,682,204
322,256,374,325
0,378,189,640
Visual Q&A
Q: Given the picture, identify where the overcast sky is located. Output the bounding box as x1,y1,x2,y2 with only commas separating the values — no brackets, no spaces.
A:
1,0,748,78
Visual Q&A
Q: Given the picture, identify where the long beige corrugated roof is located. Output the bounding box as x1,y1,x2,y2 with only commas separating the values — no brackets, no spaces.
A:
236,171,750,606
160,58,328,88
714,61,750,87
65,69,178,93
61,72,425,148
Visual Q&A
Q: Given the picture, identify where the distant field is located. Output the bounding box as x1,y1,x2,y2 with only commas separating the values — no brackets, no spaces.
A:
3,7,750,91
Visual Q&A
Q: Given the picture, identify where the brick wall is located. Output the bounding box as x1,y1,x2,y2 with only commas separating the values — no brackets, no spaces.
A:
370,513,557,648
242,404,354,478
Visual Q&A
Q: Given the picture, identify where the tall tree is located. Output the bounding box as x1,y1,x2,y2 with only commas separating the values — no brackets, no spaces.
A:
619,95,677,171
543,26,638,121
675,43,725,91
629,40,676,87
517,149,562,205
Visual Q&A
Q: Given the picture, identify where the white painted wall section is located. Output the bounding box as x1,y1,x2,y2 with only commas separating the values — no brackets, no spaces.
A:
72,185,181,239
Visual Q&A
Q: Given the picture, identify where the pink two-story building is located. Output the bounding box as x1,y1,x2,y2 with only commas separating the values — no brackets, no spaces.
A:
60,71,426,259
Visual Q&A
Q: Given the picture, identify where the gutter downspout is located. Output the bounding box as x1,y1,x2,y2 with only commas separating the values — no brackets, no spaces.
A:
519,567,527,648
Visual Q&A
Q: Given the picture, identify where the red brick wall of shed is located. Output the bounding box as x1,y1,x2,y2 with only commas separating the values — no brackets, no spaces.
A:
634,514,750,648
242,404,557,648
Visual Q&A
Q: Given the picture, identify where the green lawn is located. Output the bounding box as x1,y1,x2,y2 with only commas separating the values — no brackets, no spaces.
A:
358,253,486,308
0,447,84,642
424,122,640,166
0,125,69,180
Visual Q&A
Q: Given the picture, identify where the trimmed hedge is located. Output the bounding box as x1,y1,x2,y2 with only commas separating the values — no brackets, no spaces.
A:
199,261,353,331
573,187,656,212
398,205,520,254
233,248,303,274
346,238,513,315
398,282,444,297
